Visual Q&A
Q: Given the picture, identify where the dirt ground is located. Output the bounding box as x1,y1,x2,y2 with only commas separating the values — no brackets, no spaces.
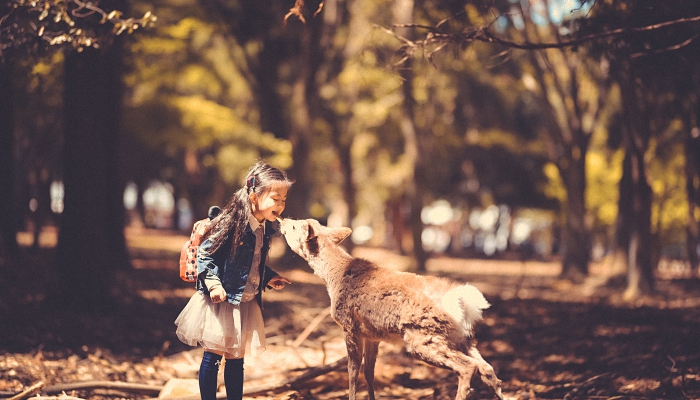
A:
1,228,699,399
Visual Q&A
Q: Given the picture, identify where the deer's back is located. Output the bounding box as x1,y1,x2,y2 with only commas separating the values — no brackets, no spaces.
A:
328,258,459,341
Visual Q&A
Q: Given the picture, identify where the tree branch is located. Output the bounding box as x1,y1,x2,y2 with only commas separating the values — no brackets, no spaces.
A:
284,0,324,25
390,13,700,52
0,0,157,59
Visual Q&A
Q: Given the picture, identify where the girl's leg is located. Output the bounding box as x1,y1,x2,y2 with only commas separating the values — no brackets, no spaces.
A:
224,357,244,400
199,351,223,400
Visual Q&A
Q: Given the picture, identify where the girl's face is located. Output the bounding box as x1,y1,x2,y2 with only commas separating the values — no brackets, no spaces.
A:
250,183,288,222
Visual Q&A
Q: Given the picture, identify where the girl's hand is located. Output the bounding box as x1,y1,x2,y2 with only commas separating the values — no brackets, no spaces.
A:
210,287,227,303
269,275,292,290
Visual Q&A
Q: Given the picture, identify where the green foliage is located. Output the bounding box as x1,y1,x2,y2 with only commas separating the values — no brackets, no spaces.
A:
9,0,692,255
122,3,291,208
586,149,623,226
585,85,623,230
580,0,700,250
649,136,690,246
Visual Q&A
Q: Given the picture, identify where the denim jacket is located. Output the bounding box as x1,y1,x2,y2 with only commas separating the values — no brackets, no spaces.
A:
196,220,279,309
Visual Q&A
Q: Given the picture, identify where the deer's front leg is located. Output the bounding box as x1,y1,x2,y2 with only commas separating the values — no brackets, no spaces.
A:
344,332,364,400
363,340,379,400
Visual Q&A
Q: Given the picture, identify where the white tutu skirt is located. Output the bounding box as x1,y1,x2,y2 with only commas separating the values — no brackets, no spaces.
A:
175,292,266,358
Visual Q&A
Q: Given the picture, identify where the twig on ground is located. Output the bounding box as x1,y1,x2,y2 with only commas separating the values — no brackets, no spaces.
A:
23,397,83,400
292,306,331,348
562,373,613,400
8,381,44,400
287,306,333,366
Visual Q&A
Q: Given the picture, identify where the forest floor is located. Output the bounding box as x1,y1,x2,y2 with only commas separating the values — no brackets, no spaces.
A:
1,227,700,399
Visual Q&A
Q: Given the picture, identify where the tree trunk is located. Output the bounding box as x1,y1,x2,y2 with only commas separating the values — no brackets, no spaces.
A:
249,26,319,223
620,73,655,299
521,36,595,283
611,152,634,276
285,18,321,221
559,149,590,282
0,62,19,259
393,0,425,272
408,175,427,272
316,0,357,252
624,147,654,299
616,148,655,300
332,135,356,252
387,196,407,254
52,42,130,309
684,125,700,275
182,148,212,226
31,168,54,249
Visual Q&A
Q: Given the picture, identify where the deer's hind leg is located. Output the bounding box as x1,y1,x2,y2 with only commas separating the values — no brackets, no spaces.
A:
403,330,480,400
467,346,503,398
363,340,379,400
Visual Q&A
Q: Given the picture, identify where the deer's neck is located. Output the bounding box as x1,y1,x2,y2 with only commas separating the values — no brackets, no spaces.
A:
308,242,353,286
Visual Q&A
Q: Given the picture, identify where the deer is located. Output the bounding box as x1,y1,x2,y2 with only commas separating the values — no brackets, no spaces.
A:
278,217,503,400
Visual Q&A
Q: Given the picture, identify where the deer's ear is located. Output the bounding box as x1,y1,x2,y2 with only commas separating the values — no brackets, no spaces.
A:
328,227,352,244
306,220,318,240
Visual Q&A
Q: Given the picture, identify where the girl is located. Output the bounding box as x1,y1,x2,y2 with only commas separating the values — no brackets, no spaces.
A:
175,162,293,400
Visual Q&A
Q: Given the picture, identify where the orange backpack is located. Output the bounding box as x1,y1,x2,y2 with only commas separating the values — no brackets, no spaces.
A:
179,206,220,282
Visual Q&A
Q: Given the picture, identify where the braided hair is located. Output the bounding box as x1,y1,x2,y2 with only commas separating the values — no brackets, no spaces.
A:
205,161,293,257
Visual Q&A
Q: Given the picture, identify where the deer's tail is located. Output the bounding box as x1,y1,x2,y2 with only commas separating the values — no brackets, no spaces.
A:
440,284,490,335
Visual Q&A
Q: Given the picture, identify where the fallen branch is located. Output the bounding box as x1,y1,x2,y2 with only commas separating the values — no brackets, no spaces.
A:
244,356,347,395
43,381,162,396
562,373,612,400
20,397,83,400
140,357,349,400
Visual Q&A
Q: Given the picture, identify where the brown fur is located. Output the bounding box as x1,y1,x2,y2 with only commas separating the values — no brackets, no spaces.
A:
279,218,503,400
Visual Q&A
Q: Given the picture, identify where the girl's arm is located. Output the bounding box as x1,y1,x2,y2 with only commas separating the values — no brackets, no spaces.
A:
264,266,291,290
263,265,279,289
197,238,221,278
204,274,223,292
197,238,227,301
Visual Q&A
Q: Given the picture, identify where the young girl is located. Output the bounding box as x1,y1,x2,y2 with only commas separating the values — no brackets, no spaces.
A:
175,162,293,400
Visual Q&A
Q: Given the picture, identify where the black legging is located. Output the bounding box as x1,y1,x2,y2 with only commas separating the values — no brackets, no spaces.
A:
199,351,245,400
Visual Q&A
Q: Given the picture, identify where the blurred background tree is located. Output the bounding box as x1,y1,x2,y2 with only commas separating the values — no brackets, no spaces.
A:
578,0,700,298
2,0,699,307
1,0,156,308
386,0,700,294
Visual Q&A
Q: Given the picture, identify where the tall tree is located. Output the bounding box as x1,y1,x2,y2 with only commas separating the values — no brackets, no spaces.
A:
617,70,655,297
491,1,610,281
52,39,130,308
581,0,700,295
686,123,700,274
189,0,315,220
394,0,428,271
0,62,19,260
1,0,154,304
394,0,700,289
